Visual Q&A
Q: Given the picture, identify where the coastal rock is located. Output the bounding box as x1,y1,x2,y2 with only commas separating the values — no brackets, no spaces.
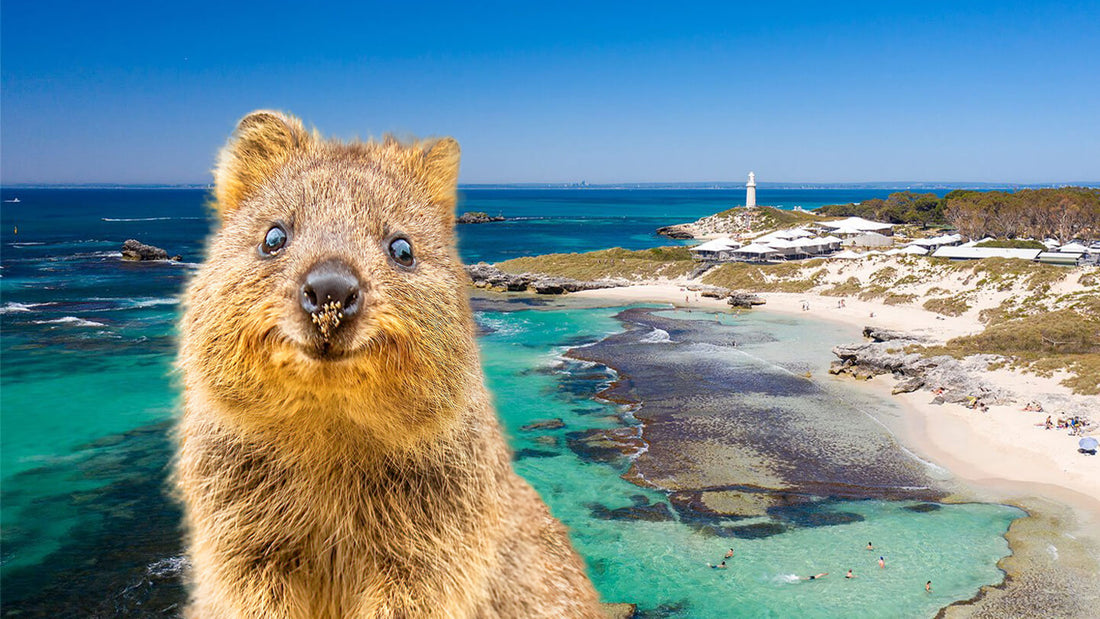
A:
655,224,694,239
832,339,1013,405
727,292,766,308
600,603,638,619
465,263,625,295
891,376,925,394
456,211,505,224
862,326,932,344
566,427,646,463
121,239,174,261
520,418,566,431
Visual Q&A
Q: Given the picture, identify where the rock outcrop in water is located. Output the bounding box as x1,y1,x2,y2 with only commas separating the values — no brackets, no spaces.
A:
465,263,626,294
830,328,1013,405
456,211,505,224
121,239,180,262
655,224,695,239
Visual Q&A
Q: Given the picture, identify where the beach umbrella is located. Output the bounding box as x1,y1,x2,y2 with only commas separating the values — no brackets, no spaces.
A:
1079,437,1098,452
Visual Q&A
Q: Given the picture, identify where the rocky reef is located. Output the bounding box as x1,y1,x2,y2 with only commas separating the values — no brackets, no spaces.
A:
465,263,626,294
654,224,695,239
121,239,180,262
456,211,505,224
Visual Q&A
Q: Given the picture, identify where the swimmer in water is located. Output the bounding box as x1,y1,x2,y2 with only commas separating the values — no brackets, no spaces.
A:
926,581,932,593
846,569,856,579
804,572,828,581
866,542,874,551
724,548,734,559
879,556,886,569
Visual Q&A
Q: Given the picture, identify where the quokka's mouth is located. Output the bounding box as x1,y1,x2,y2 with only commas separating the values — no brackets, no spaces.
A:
301,340,356,362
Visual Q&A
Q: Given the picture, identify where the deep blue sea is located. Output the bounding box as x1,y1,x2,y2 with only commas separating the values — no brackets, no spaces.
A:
0,187,1019,618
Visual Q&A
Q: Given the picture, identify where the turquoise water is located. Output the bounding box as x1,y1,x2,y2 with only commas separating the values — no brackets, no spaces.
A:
478,304,1019,618
0,187,1017,616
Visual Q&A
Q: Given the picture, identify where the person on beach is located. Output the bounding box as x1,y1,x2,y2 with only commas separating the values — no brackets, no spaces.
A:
846,569,856,579
804,573,828,581
879,556,886,569
926,580,932,593
1044,415,1053,429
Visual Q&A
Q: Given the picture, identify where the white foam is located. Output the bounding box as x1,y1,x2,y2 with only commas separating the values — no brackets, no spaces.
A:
33,316,108,328
639,327,673,344
130,297,179,309
1,302,36,314
102,216,204,222
146,555,191,577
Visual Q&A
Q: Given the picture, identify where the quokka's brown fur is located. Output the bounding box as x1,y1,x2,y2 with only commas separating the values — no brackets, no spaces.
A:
176,111,603,618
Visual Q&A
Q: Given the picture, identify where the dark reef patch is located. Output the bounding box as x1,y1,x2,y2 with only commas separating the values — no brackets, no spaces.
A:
514,448,560,460
904,502,943,513
1,421,187,618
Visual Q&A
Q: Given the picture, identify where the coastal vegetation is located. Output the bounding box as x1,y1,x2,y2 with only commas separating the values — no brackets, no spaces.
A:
975,239,1047,250
496,246,695,281
815,191,945,227
698,260,826,292
657,206,825,239
944,187,1100,242
814,187,1100,242
919,298,1100,395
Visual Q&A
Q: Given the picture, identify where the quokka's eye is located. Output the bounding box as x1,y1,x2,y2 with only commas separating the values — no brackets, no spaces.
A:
388,237,414,267
259,224,289,257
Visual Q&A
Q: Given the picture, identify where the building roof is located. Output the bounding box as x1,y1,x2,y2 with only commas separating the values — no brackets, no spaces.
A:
733,243,779,255
1037,252,1081,264
690,237,741,252
910,233,962,247
1058,242,1089,253
931,246,1042,260
820,217,893,231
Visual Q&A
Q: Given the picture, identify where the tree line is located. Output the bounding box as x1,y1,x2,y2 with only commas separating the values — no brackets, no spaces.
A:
815,187,1100,242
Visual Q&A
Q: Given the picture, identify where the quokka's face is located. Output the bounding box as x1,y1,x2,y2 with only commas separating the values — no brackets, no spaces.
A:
182,112,474,432
213,156,466,364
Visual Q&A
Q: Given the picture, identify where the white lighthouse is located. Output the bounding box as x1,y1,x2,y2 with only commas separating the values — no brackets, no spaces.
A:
745,171,756,208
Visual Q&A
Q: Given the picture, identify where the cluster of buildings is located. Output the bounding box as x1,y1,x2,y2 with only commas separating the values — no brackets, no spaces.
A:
691,174,1098,266
691,219,1097,265
689,216,900,262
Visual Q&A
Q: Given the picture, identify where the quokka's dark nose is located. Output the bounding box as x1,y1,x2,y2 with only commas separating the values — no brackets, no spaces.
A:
299,259,362,332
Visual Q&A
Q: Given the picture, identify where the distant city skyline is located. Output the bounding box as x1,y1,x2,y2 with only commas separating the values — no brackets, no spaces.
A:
3,1,1098,185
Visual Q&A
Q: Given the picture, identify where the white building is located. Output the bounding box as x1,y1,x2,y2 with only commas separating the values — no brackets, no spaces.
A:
746,172,756,208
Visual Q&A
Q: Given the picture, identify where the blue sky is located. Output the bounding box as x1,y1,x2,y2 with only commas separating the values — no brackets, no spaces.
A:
2,1,1098,184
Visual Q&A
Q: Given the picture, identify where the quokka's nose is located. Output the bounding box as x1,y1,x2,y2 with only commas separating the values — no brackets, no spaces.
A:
299,259,362,333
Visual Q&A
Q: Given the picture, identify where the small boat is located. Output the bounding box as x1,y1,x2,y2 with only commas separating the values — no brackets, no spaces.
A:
4,198,20,203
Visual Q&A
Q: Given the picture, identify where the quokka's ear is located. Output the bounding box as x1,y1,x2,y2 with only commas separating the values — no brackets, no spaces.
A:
421,137,461,217
214,110,311,217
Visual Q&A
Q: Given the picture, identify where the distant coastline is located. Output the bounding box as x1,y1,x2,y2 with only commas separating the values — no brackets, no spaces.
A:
3,181,1098,191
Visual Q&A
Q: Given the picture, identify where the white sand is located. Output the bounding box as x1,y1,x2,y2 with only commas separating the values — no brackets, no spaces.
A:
569,282,1100,522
